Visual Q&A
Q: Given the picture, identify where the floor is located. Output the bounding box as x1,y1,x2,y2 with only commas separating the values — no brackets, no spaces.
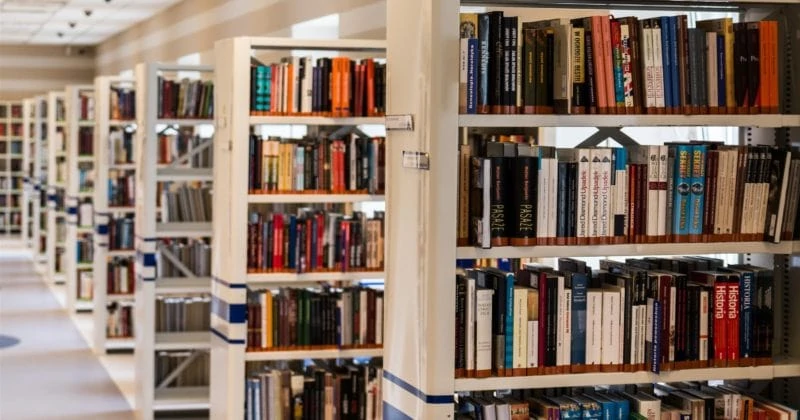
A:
0,248,136,420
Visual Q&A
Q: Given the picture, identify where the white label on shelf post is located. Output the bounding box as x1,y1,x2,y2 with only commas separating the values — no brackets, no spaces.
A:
402,151,430,170
385,114,414,131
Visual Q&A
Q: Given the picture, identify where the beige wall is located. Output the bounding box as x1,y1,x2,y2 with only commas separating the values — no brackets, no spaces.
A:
0,45,95,101
96,0,387,75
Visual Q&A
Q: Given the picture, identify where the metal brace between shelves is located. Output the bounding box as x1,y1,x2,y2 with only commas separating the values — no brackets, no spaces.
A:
167,138,213,169
155,349,208,389
574,127,641,148
156,243,199,279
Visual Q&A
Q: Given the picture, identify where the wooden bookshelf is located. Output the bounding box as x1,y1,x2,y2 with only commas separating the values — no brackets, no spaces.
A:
382,0,800,418
92,75,137,354
210,37,387,420
45,91,66,284
134,62,214,420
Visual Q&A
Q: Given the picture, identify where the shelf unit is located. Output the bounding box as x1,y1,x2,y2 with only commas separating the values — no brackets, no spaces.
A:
32,95,48,265
92,75,137,353
46,91,67,283
22,98,35,249
134,62,214,419
382,0,800,418
64,84,95,313
0,101,24,240
210,36,387,420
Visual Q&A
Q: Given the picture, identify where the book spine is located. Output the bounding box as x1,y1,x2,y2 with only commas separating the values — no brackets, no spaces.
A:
669,16,680,113
612,20,625,109
660,16,673,112
504,274,515,372
714,281,728,365
740,271,753,359
477,14,491,113
571,275,588,365
475,288,493,375
621,22,634,110
651,299,661,373
688,145,707,237
571,25,586,113
467,39,479,114
727,278,740,362
652,19,665,110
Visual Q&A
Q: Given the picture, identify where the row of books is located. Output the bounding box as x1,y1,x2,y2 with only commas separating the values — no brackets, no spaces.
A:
0,141,23,154
108,171,135,207
156,76,214,119
249,57,386,117
107,215,133,250
76,234,93,263
0,104,22,118
455,256,774,378
78,127,93,155
106,301,133,339
55,100,65,122
0,213,21,227
458,138,800,247
0,196,21,208
74,201,93,228
77,269,92,301
160,185,212,223
246,286,384,351
109,129,134,164
78,93,95,121
459,13,779,115
158,132,212,168
248,135,386,194
155,351,209,388
245,363,383,420
155,295,210,333
455,383,798,420
247,210,385,273
0,177,23,189
156,239,211,279
110,87,135,120
77,166,94,192
107,257,134,295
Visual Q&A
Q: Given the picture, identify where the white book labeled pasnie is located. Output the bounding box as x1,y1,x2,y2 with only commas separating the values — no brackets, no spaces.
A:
475,288,494,374
651,21,665,109
513,287,528,370
601,285,621,366
586,289,603,366
466,277,476,372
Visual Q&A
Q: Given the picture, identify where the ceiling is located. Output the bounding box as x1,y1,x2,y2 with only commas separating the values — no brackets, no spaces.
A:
0,0,183,45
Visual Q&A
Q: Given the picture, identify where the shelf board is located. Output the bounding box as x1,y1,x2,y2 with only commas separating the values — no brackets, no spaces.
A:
75,300,93,312
248,193,385,204
154,331,211,351
457,241,799,259
109,163,136,170
76,262,93,269
155,167,213,182
458,114,800,128
106,249,135,257
155,222,212,238
76,226,93,234
105,337,135,351
249,115,385,126
76,156,94,163
109,120,136,127
107,206,135,212
153,386,209,411
107,293,135,301
459,0,800,11
155,118,213,126
247,271,384,284
454,360,800,392
156,277,211,294
76,191,93,198
77,120,94,127
245,347,383,361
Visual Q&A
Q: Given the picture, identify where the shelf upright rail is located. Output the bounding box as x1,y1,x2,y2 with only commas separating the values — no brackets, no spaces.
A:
383,0,800,418
33,95,48,267
93,75,137,353
134,62,215,420
210,36,387,420
22,98,35,249
0,101,24,241
64,84,95,313
46,91,67,284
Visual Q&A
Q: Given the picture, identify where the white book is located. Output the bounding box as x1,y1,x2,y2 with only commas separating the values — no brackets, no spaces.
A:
641,23,655,108
466,277,476,372
669,283,677,362
707,32,719,108
527,320,538,368
481,159,492,247
301,56,314,114
536,153,550,241
601,286,621,365
588,149,602,238
586,289,603,366
651,22,665,108
79,202,93,227
714,149,728,234
568,149,591,239
699,288,710,361
597,148,612,239
657,145,668,237
513,287,528,369
375,296,383,345
634,393,662,420
630,304,639,366
475,288,494,373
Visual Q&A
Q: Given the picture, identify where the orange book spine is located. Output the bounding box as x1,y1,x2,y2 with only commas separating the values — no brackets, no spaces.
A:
592,16,608,113
331,58,341,117
602,15,616,114
770,21,779,113
342,58,351,117
287,62,295,115
270,64,277,115
366,59,376,116
759,22,768,112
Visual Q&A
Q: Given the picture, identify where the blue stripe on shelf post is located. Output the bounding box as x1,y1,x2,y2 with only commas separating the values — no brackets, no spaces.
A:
210,277,247,345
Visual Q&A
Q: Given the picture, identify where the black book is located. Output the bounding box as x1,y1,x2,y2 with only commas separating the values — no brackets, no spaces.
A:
486,141,513,246
556,161,568,239
511,144,537,244
570,19,586,111
488,11,504,112
747,22,761,110
583,18,597,113
734,23,749,109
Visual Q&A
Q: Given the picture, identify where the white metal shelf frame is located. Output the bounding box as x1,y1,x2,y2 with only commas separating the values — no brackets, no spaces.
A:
22,98,35,249
382,0,800,418
0,101,24,240
64,84,95,314
210,37,387,420
134,62,215,420
93,75,137,353
45,91,66,283
32,95,48,265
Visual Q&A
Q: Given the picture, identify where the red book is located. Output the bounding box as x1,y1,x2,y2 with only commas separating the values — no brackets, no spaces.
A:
272,214,283,270
305,219,312,273
726,274,740,361
713,280,728,364
316,213,324,269
366,59,376,116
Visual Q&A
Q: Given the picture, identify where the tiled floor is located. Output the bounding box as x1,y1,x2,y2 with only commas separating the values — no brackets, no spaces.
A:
0,249,135,420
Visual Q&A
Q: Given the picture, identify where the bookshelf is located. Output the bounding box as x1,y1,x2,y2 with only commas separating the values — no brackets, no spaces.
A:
92,75,137,353
134,62,215,418
32,95,48,266
64,84,95,313
22,98,35,249
0,101,24,240
382,0,800,418
46,91,67,284
210,37,387,420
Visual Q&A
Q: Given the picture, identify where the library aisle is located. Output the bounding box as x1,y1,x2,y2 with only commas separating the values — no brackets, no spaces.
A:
0,250,134,420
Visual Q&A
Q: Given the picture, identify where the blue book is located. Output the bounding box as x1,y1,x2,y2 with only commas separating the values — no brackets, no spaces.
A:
504,271,515,371
671,144,693,236
497,258,512,272
669,16,680,110
584,394,616,420
605,393,630,420
569,395,603,420
288,215,297,269
570,271,588,365
612,148,628,237
717,34,727,108
660,16,673,110
688,144,707,236
549,396,582,419
466,38,479,114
